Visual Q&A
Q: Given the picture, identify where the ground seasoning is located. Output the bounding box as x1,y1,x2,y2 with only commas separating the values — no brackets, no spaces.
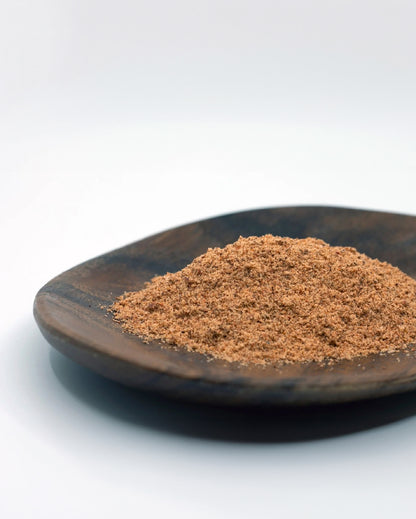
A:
111,235,416,365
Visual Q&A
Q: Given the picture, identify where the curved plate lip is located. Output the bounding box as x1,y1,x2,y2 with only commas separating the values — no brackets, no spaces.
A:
33,205,416,405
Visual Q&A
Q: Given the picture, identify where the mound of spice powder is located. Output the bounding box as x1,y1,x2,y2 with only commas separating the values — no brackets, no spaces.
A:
111,235,416,365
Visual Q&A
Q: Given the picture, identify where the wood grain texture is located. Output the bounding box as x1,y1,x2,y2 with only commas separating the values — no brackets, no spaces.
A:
33,206,416,406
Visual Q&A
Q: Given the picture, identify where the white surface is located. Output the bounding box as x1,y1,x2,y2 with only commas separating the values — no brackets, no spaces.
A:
1,1,416,518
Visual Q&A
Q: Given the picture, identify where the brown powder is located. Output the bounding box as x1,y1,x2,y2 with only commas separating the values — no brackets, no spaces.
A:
111,235,416,365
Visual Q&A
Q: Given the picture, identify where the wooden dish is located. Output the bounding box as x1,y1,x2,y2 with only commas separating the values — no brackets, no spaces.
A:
34,206,416,406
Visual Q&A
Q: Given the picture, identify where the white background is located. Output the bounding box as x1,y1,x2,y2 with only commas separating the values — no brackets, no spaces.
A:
1,1,416,518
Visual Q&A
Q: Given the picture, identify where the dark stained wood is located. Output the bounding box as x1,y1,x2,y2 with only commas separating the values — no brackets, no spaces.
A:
33,206,416,406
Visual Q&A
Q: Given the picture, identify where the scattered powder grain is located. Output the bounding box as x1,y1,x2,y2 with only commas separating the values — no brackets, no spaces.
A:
111,235,416,365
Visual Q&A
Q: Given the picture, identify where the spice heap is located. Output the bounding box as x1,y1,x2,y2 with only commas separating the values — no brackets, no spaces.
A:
111,235,416,365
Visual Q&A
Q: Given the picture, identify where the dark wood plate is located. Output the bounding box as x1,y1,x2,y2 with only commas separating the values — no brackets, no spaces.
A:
34,206,416,406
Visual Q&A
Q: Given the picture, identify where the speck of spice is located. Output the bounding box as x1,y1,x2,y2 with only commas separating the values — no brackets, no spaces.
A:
110,235,416,366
